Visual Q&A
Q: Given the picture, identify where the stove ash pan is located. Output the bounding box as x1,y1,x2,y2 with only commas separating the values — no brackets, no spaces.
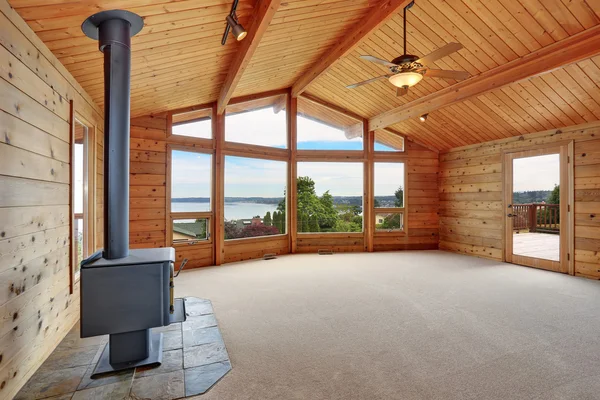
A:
80,247,185,338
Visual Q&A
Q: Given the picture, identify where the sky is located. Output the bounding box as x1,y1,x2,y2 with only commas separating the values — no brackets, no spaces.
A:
513,154,559,192
170,106,405,199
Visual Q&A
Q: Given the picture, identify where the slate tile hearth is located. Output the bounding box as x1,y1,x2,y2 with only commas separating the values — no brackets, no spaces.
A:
15,298,231,400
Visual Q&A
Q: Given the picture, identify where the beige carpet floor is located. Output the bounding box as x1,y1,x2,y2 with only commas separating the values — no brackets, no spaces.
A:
175,250,600,400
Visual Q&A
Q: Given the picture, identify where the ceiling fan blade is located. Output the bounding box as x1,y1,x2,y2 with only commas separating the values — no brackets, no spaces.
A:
424,69,470,80
346,75,392,89
396,86,408,97
416,42,463,66
360,55,397,67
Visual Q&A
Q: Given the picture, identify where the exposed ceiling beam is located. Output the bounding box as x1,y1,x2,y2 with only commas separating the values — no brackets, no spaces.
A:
217,0,281,115
291,0,413,98
369,24,600,131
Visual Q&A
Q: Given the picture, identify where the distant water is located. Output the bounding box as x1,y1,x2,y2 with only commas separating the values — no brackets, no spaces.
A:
172,202,279,220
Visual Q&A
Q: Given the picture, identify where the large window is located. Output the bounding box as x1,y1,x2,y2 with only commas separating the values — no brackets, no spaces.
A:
170,149,212,244
374,162,405,232
296,162,363,233
297,97,363,150
171,108,212,139
72,119,94,279
224,156,287,239
225,95,287,148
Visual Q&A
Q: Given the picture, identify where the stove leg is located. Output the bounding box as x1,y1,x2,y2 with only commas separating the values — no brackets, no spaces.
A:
109,329,150,364
91,330,163,378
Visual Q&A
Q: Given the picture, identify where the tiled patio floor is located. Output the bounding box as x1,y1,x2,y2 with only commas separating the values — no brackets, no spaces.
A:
16,297,231,400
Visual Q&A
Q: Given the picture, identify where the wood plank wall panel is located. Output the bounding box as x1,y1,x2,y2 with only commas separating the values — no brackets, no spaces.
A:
0,1,104,398
129,115,169,251
224,235,289,263
439,122,600,280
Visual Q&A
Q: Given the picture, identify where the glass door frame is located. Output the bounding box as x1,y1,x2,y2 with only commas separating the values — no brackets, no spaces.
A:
503,142,574,274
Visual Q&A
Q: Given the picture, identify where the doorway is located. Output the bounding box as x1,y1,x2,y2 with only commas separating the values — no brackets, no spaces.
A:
504,143,573,274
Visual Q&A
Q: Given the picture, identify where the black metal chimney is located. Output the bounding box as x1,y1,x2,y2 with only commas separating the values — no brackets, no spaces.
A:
82,10,143,259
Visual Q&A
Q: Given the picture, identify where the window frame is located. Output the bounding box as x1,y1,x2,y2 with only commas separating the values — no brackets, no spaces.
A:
167,144,215,248
70,113,96,291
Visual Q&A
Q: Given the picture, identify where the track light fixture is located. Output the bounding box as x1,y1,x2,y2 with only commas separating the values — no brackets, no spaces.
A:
419,113,428,122
222,0,247,45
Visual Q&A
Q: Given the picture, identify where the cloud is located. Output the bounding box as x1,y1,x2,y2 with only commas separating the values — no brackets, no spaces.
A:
374,163,405,196
513,154,559,192
171,150,212,197
225,156,287,197
297,162,363,196
172,120,211,139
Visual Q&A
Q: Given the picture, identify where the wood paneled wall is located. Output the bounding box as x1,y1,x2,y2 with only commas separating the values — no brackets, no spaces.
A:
439,122,600,280
0,1,103,397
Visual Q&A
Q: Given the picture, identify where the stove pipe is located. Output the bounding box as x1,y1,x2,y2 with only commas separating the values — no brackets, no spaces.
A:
82,11,143,259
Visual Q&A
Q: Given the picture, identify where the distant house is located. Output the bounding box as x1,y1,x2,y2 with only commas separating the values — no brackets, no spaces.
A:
235,217,263,230
173,221,207,242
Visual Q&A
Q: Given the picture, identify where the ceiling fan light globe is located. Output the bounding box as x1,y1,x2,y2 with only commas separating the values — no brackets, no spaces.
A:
389,72,423,88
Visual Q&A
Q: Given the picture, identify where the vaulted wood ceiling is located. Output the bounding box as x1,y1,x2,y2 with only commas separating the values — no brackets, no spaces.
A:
9,0,600,150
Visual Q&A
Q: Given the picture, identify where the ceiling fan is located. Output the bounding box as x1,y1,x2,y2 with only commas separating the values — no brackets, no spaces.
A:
347,1,469,96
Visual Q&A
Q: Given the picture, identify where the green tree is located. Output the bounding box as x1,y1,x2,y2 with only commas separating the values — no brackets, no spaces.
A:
308,215,320,232
263,211,272,226
547,184,559,204
318,191,337,230
394,186,404,207
374,198,381,208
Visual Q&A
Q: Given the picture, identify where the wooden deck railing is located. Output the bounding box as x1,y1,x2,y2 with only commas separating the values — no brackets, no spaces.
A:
512,203,559,233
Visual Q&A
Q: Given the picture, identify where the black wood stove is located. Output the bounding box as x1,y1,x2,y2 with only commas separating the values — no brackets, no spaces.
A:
79,10,186,377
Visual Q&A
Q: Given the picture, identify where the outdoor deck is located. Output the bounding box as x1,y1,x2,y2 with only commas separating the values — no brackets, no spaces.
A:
513,232,560,262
